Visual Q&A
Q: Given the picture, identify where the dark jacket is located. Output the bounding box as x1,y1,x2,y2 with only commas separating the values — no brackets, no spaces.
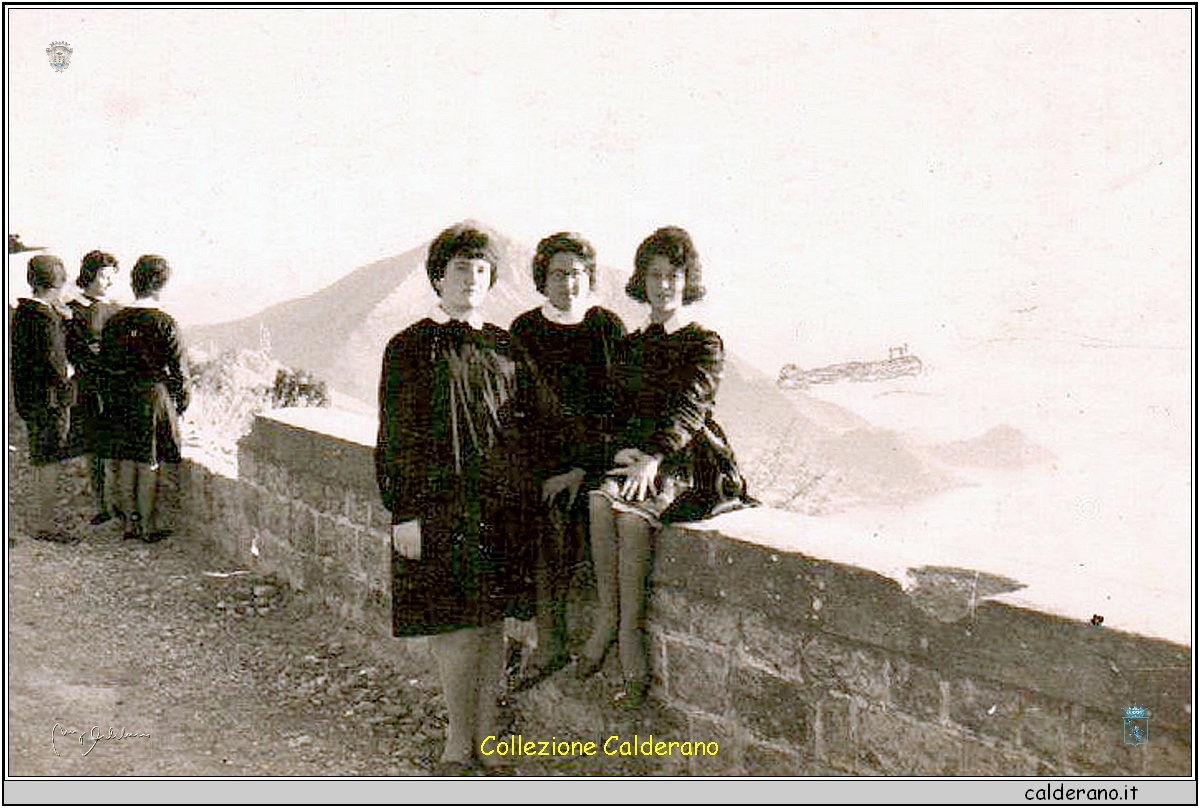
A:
617,321,755,522
11,298,73,425
509,306,626,488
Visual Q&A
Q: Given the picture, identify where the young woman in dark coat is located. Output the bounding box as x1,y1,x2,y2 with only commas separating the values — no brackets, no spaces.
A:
65,250,122,524
510,232,625,677
582,226,754,708
375,222,535,773
99,255,188,542
11,254,80,543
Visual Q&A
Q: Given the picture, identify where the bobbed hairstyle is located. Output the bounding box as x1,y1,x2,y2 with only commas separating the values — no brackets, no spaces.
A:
27,254,66,292
625,226,706,305
425,222,500,290
531,232,597,294
131,255,171,299
77,250,119,290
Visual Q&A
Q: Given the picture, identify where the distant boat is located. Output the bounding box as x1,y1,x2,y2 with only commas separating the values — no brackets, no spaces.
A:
778,345,923,389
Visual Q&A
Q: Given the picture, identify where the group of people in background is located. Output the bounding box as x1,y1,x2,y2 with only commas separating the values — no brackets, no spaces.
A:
11,250,188,544
374,222,754,774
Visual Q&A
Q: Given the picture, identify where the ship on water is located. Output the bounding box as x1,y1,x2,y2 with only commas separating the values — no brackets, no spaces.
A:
778,345,923,389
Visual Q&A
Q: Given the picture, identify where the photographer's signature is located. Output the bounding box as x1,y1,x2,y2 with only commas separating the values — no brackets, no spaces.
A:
52,722,150,756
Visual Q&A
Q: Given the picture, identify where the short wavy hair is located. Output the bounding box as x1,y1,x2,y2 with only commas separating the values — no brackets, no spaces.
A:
77,250,119,290
426,222,500,290
625,226,706,305
27,254,66,293
531,232,597,294
131,255,171,299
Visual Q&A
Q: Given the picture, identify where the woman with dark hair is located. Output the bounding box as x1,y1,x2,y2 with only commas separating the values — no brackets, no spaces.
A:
99,254,188,543
581,226,754,708
510,232,625,678
11,254,81,544
66,250,122,524
375,222,534,774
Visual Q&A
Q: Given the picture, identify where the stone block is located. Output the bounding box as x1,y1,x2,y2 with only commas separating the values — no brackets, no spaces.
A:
889,658,943,722
690,597,741,648
319,483,346,518
853,707,963,776
948,676,1022,741
346,487,374,528
1014,692,1068,765
294,472,325,512
684,712,743,776
815,694,855,769
291,502,317,555
728,663,809,744
666,638,730,715
316,513,338,557
743,742,804,776
241,483,263,530
741,610,802,674
800,635,890,706
335,520,362,574
647,586,690,635
263,493,291,540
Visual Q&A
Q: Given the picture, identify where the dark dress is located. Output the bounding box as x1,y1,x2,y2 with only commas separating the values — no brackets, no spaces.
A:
510,306,625,581
510,306,626,491
98,306,189,464
11,298,74,465
65,296,122,457
605,321,755,524
375,317,536,637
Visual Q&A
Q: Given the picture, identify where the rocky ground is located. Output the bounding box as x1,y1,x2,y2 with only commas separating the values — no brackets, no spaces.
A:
6,416,673,778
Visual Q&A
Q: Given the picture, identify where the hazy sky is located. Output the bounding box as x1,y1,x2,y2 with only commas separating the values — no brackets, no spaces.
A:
6,7,1192,377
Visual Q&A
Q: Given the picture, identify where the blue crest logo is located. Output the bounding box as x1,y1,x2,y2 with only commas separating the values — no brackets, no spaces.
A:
46,41,72,72
1122,704,1148,746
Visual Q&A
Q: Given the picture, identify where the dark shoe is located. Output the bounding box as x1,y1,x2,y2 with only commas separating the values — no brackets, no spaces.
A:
573,652,605,681
90,511,114,525
612,680,646,710
143,530,171,544
34,532,81,545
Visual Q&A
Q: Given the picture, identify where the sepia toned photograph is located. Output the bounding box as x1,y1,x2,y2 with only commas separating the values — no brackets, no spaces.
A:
5,4,1194,800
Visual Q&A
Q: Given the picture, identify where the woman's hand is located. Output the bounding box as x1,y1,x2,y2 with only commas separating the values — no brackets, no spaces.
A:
542,467,586,510
609,449,662,502
391,520,421,560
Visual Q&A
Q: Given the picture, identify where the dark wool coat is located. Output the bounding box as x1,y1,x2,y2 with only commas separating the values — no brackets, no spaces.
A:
99,306,189,464
11,299,75,464
375,318,536,636
65,296,122,456
613,321,755,523
509,305,626,489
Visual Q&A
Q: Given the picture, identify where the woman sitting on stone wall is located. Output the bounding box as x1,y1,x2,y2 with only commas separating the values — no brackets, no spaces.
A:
581,226,755,709
375,222,535,775
510,232,626,680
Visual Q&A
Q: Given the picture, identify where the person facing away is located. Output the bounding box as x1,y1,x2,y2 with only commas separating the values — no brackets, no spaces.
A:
98,254,188,543
11,254,82,544
581,226,755,709
374,221,536,774
509,231,626,678
64,250,123,525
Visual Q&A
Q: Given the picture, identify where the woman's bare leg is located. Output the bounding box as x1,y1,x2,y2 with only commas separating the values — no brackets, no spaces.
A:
31,462,58,535
615,512,654,687
429,627,480,764
473,622,505,766
134,462,157,533
581,492,618,663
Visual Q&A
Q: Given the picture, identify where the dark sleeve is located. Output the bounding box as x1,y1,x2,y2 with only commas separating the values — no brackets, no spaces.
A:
375,329,423,521
162,314,189,414
507,322,556,480
646,327,724,457
22,306,72,415
571,309,627,474
63,302,93,373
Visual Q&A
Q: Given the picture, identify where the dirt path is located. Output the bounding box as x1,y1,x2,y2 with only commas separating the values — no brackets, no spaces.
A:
6,408,456,777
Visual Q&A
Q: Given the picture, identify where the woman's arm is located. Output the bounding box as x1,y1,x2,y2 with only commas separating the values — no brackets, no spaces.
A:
647,326,724,456
162,315,189,414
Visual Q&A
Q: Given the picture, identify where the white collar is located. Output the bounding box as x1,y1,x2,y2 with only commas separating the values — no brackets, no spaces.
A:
644,309,695,335
539,299,592,326
428,302,484,331
126,298,161,310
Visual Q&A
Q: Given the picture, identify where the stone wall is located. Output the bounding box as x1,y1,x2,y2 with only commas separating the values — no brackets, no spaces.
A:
179,409,1192,776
